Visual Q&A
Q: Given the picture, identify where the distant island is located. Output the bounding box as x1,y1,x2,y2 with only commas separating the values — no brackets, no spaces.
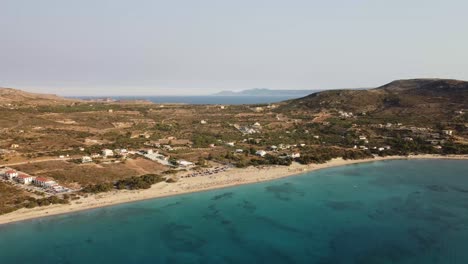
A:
213,88,322,96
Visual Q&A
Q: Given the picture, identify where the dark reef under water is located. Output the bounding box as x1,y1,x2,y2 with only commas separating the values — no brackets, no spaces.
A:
0,159,467,264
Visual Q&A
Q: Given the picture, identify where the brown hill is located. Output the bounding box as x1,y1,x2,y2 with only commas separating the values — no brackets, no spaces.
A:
0,87,76,106
283,79,468,118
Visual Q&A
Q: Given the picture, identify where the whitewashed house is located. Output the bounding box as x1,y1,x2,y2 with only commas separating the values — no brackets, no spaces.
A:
4,170,18,180
16,174,35,184
178,160,194,167
102,149,114,157
442,130,453,136
291,153,301,158
10,144,19,149
33,177,57,188
256,150,267,157
81,156,93,163
114,149,128,155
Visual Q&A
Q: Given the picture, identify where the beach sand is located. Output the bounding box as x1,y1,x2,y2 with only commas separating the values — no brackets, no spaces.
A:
0,154,467,225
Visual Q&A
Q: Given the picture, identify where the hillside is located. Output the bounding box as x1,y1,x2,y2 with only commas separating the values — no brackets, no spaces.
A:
0,87,76,106
282,79,468,120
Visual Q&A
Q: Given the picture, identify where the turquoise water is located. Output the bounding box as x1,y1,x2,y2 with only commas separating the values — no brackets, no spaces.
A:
0,160,468,264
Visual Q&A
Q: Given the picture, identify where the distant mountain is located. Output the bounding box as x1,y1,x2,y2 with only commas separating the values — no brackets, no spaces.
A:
213,88,321,96
282,79,468,120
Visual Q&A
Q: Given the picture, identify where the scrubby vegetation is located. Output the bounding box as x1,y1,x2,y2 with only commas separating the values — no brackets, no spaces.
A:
82,174,165,193
296,147,373,164
0,182,70,214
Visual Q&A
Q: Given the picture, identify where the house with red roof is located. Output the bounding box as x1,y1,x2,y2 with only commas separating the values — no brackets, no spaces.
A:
16,174,35,184
4,170,18,180
33,177,57,188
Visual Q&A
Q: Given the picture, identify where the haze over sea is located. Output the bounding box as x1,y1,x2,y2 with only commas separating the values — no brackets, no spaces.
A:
1,160,467,264
71,95,306,105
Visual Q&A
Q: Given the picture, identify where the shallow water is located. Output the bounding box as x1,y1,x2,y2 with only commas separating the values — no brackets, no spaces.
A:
0,160,467,264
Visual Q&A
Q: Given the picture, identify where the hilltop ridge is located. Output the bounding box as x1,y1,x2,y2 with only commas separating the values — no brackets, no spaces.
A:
0,87,76,106
282,79,468,118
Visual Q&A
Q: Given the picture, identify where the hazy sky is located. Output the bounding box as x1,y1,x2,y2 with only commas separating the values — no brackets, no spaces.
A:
1,0,467,96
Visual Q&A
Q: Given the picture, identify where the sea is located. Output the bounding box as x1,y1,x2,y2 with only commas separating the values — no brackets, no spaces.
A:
70,95,306,105
0,159,467,264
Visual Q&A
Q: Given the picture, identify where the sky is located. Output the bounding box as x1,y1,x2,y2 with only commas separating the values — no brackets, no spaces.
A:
1,0,468,96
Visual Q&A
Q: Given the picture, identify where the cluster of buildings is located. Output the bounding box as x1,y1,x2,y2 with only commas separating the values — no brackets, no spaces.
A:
0,168,69,193
254,149,301,158
137,149,193,168
81,148,130,163
234,122,262,135
338,111,354,119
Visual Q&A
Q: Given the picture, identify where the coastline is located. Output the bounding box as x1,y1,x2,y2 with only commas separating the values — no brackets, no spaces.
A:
0,154,467,226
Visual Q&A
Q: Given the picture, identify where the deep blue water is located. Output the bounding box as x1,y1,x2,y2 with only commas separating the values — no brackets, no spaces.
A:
70,95,304,105
1,160,468,264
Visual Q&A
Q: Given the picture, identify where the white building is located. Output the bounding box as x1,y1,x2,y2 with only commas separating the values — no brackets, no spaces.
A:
10,144,19,149
200,120,208,124
81,156,93,163
102,149,114,157
226,142,235,147
114,149,128,155
4,170,18,180
16,174,35,184
256,150,267,157
252,122,262,128
178,160,194,167
442,130,453,136
33,177,57,188
291,153,301,158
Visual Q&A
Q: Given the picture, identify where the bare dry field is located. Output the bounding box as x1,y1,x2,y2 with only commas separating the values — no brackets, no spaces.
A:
11,158,167,187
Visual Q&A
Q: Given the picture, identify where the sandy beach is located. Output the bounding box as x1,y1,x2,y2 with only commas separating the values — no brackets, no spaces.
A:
0,154,467,225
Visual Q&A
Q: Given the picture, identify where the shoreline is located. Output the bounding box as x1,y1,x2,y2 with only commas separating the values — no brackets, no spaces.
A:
0,154,467,226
